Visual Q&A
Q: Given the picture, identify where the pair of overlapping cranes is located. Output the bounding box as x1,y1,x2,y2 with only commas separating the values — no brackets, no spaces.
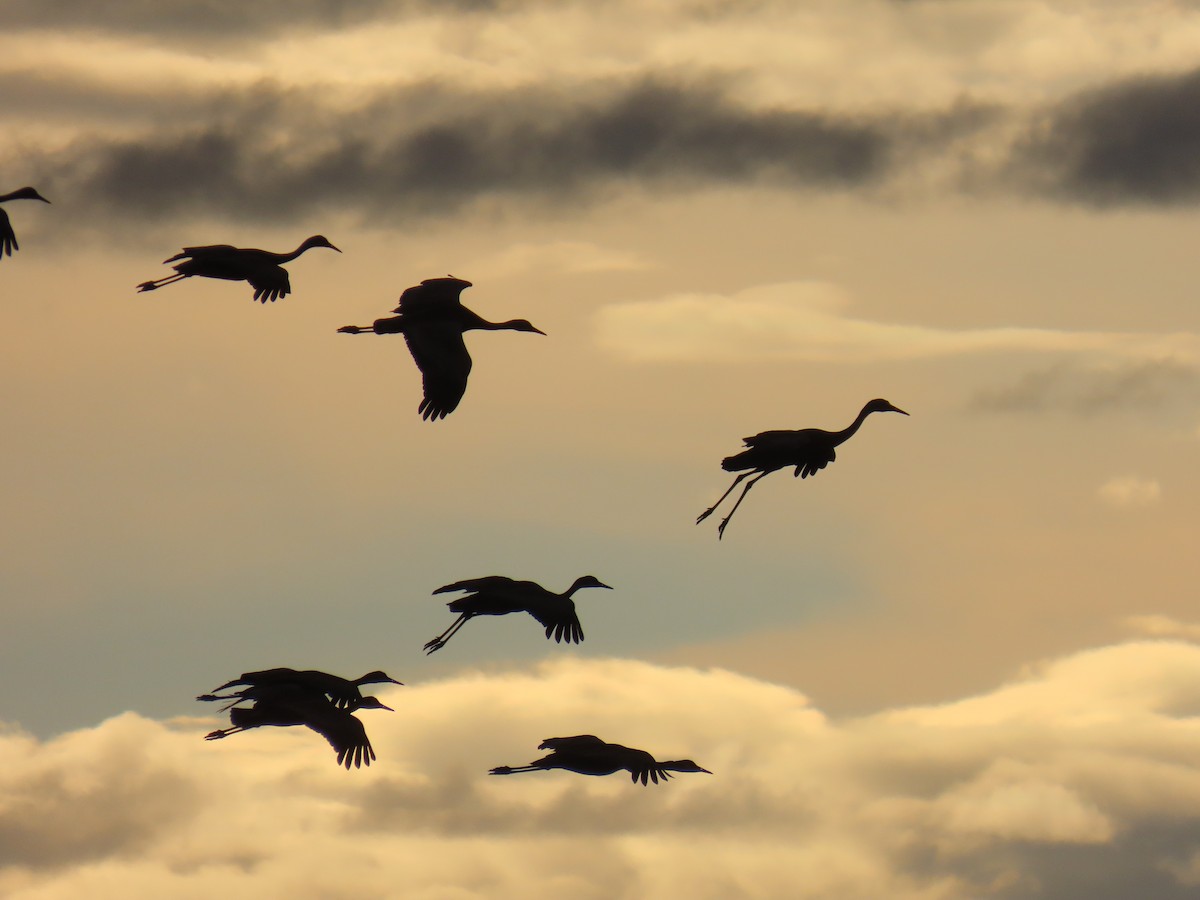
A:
3,189,906,781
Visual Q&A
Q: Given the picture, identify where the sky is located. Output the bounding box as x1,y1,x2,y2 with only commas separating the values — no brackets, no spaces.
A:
3,0,1200,896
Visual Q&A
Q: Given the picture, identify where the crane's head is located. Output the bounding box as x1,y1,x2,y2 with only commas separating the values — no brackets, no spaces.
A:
301,234,342,253
356,671,404,687
663,759,713,774
571,575,613,592
865,398,908,416
11,187,50,203
505,318,547,336
353,696,394,712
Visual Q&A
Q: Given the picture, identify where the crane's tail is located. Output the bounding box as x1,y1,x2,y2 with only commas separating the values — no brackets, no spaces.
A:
720,450,755,472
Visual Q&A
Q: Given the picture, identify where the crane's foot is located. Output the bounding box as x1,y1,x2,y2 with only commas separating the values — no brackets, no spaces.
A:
423,638,446,654
136,281,159,292
716,516,732,539
489,766,514,775
337,325,366,334
696,507,716,524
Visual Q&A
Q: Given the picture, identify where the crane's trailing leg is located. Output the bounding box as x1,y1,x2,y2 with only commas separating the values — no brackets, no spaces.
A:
696,471,753,525
337,325,371,334
204,726,245,740
423,613,472,654
717,472,769,539
488,765,542,775
137,274,189,292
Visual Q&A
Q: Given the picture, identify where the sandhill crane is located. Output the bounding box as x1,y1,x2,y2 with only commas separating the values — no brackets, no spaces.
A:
201,675,391,769
197,668,403,709
490,735,712,785
136,235,340,302
423,575,611,654
0,187,50,260
337,276,545,421
697,398,909,539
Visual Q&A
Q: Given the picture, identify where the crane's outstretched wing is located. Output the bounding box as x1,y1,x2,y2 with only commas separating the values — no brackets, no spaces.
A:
393,277,472,315
433,575,534,600
308,712,376,770
0,208,16,258
402,321,472,420
164,244,238,264
528,603,584,644
630,763,672,785
538,735,606,752
246,264,291,303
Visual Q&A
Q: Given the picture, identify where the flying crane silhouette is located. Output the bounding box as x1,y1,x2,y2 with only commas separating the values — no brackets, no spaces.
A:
490,735,712,785
0,187,50,260
136,235,340,302
697,398,909,539
200,669,393,769
423,575,611,654
337,276,545,421
197,668,403,709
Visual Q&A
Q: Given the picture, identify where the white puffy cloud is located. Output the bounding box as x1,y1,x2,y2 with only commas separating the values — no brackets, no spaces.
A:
6,643,1200,898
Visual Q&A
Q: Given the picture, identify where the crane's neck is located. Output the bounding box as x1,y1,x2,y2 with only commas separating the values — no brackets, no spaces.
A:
477,317,525,331
276,242,313,263
831,403,877,447
561,577,594,597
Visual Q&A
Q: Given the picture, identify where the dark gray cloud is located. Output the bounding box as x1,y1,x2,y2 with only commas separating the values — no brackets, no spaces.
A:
29,78,899,227
26,60,1200,230
0,0,507,41
1020,67,1200,205
969,359,1200,415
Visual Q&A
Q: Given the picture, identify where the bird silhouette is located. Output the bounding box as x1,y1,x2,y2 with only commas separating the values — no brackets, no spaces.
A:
201,674,392,769
197,668,403,709
136,235,340,302
490,735,712,785
337,276,545,421
697,398,909,539
0,187,50,260
423,575,612,654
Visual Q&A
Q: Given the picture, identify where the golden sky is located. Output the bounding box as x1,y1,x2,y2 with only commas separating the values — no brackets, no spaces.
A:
4,1,1200,897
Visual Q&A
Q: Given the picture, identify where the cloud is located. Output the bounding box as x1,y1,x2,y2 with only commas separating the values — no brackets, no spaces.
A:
1097,476,1161,508
1020,67,1200,205
26,78,896,229
1123,615,1200,642
470,240,654,280
594,281,1200,365
7,644,1200,897
0,0,504,41
969,359,1200,414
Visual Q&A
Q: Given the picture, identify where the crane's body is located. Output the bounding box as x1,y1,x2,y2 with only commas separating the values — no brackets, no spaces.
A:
423,575,611,654
200,669,393,769
337,277,545,421
199,667,402,709
490,735,712,785
698,399,909,538
136,235,339,302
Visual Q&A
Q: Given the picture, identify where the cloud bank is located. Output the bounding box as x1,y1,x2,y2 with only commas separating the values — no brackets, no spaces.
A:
6,644,1200,898
594,281,1200,366
29,79,896,228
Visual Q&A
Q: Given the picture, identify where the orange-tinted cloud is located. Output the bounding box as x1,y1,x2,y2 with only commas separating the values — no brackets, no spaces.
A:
6,644,1200,898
